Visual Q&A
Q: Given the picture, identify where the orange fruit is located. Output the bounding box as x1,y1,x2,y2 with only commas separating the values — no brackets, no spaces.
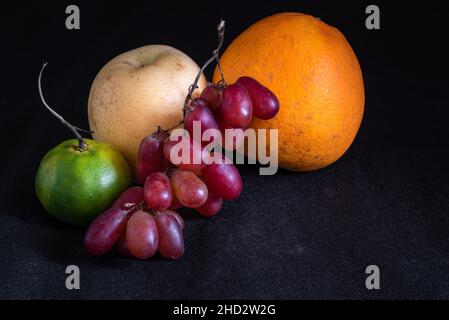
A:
213,12,364,171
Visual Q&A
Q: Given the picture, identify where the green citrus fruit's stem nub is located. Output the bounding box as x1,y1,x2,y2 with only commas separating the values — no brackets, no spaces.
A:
38,62,92,151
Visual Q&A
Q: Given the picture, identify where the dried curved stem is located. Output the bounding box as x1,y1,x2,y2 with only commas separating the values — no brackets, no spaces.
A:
214,20,226,84
183,20,227,116
38,62,91,150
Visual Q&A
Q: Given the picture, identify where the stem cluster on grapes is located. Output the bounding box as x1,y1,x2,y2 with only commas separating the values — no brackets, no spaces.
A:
124,201,152,217
183,20,227,117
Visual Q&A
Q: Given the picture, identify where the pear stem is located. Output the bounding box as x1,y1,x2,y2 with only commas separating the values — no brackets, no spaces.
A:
38,62,92,151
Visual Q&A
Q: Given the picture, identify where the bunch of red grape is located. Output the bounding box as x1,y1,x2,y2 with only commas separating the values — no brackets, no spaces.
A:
84,186,185,259
83,20,279,260
83,76,279,260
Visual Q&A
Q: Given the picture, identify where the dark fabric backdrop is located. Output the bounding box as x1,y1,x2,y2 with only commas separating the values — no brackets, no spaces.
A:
1,0,448,299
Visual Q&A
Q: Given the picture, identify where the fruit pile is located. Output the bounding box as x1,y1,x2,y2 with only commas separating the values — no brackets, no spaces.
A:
83,21,280,260
37,14,364,262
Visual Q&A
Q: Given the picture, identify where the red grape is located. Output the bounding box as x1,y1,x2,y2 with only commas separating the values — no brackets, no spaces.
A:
191,168,203,176
163,135,180,161
116,235,133,257
220,126,245,151
144,172,173,211
126,210,158,259
84,207,129,256
111,186,144,210
170,170,208,208
202,157,242,200
155,211,184,259
169,193,184,210
164,210,185,230
219,84,253,128
136,130,169,185
200,83,222,113
196,192,223,216
184,98,220,146
236,76,279,119
163,136,209,171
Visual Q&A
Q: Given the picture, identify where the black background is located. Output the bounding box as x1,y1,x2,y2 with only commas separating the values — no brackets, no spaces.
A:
1,0,448,299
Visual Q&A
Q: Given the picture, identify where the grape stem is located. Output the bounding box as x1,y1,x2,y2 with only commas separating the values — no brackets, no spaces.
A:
183,19,226,116
125,201,148,217
124,201,159,218
38,62,93,151
158,121,184,135
214,20,227,85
